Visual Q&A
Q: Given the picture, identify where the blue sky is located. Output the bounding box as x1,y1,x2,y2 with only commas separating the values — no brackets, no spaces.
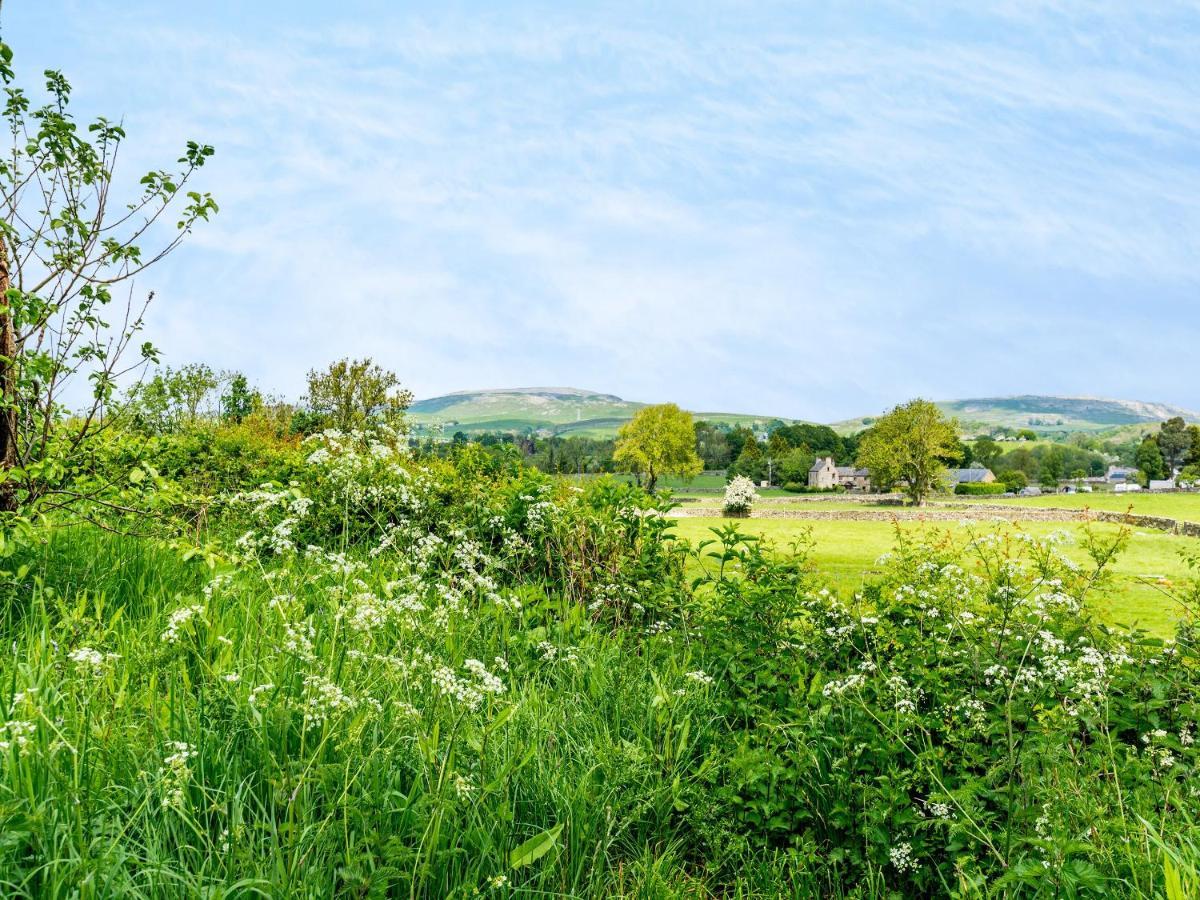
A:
5,1,1199,422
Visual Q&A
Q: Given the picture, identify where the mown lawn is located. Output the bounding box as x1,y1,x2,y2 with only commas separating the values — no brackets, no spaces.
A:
670,516,1198,636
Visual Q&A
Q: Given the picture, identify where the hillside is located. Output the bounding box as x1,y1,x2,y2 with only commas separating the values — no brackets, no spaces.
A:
410,388,1197,438
833,395,1198,436
407,387,797,436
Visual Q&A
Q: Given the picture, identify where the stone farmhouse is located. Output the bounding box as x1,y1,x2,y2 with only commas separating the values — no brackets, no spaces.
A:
808,457,871,491
809,457,996,492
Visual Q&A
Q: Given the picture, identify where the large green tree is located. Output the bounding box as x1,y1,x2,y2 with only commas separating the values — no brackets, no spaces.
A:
1158,417,1193,476
972,436,1002,470
1135,435,1165,482
613,403,703,494
857,399,958,506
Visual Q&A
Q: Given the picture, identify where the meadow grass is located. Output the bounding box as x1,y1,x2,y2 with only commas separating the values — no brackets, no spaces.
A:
670,516,1198,636
958,491,1200,522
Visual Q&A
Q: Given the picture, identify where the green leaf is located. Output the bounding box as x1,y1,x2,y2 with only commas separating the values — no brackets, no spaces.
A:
128,467,145,484
509,823,563,870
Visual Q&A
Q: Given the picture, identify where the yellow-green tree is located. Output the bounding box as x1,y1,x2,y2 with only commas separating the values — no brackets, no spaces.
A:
303,358,413,432
857,399,958,505
613,403,703,494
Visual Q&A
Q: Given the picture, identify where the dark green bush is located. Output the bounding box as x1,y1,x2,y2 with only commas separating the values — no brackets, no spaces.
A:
954,481,1008,495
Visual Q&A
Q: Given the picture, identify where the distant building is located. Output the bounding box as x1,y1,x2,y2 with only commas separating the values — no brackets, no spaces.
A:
808,457,871,491
1114,482,1142,493
1149,478,1176,491
1106,465,1139,484
946,465,997,486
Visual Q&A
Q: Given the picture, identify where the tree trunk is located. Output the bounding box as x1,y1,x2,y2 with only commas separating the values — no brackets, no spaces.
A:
0,235,17,512
646,468,657,495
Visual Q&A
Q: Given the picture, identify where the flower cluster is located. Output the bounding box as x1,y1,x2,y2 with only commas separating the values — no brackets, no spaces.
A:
722,475,759,515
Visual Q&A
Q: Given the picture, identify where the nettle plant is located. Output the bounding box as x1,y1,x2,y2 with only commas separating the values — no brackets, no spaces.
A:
686,521,1200,894
0,42,216,513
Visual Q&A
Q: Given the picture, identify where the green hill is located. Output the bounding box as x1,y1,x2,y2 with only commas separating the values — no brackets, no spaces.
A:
409,388,1197,439
833,396,1198,436
407,387,797,437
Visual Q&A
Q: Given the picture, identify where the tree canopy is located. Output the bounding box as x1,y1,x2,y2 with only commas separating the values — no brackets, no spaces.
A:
612,403,703,493
856,399,959,505
301,358,413,433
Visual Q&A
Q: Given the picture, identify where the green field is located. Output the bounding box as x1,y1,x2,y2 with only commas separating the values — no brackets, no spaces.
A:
670,516,1198,636
964,491,1200,522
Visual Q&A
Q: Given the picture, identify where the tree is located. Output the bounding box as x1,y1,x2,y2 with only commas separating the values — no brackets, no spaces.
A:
1185,425,1200,469
1158,417,1193,476
302,358,413,432
997,469,1028,492
1135,436,1165,483
612,403,703,494
776,446,815,486
693,420,731,469
857,399,959,506
1039,446,1065,487
972,436,1002,470
125,364,219,433
220,372,260,424
0,40,216,510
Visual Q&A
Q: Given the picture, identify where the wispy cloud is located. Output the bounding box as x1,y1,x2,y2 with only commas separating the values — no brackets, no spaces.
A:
7,1,1198,420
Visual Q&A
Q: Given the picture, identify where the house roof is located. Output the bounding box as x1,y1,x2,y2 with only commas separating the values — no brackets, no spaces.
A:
948,467,995,483
808,457,836,473
836,466,870,477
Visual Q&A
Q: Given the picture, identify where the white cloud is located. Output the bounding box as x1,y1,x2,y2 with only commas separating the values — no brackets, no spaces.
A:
10,1,1197,420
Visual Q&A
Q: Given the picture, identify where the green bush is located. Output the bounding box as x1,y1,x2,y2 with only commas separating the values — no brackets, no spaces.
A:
5,418,1200,895
954,481,1008,495
782,483,845,494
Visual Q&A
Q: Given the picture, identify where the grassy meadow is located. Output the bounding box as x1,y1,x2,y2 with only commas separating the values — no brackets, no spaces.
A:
671,516,1199,636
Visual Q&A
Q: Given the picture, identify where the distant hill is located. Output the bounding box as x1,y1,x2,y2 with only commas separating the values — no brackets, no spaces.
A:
409,388,1197,439
407,387,797,437
833,396,1199,436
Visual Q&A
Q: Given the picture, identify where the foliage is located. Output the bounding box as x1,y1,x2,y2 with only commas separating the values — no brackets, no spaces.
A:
683,521,1200,895
1158,417,1193,476
0,41,216,510
124,363,220,434
1136,436,1166,482
776,446,816,486
612,403,703,494
954,481,1008,495
220,372,260,424
1,410,1200,895
857,399,959,505
299,357,414,433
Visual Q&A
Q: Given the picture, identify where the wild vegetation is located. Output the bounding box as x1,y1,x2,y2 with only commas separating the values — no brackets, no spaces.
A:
1,36,1200,900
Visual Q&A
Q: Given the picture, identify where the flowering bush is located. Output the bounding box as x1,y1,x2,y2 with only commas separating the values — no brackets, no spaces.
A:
683,522,1200,894
722,474,759,516
4,420,1200,896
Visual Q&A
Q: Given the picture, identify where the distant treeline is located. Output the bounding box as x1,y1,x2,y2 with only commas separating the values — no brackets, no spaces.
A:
423,419,1180,490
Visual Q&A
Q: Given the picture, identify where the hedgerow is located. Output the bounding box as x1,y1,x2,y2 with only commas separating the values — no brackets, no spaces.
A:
0,422,1196,896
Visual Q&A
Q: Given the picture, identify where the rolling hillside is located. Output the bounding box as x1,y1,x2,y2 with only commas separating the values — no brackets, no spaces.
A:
833,395,1198,436
407,387,797,437
409,388,1197,438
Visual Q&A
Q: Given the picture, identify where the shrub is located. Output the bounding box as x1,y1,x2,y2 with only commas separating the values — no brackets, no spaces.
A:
783,483,846,494
997,469,1029,492
954,481,1008,495
685,522,1200,894
722,475,758,516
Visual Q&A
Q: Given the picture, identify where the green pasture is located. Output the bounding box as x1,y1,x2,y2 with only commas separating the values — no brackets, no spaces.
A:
963,491,1200,522
670,516,1198,637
